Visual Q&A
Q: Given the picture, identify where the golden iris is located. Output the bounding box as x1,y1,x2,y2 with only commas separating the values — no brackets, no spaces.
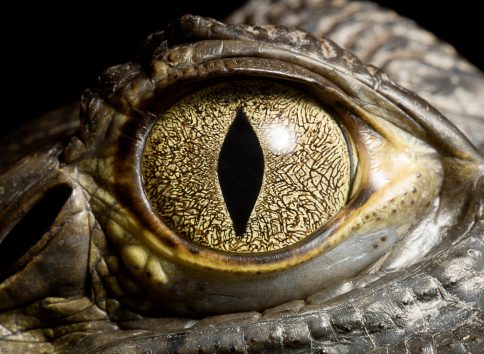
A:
142,81,352,253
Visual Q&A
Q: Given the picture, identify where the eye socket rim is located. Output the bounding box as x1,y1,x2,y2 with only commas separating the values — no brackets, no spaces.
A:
111,59,365,273
86,18,479,274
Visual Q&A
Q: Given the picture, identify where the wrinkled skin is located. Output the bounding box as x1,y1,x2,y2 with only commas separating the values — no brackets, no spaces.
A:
1,1,483,353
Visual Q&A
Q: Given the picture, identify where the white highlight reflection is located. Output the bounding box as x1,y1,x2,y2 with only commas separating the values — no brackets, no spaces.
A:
265,124,297,155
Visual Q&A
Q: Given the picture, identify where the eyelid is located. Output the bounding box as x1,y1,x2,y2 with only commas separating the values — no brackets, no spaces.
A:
146,15,480,162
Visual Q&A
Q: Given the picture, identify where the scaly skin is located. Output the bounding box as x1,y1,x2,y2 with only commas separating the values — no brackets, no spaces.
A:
0,1,483,353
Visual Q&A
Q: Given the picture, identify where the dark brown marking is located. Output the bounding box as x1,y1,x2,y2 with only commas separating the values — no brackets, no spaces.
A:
160,237,177,249
189,249,200,255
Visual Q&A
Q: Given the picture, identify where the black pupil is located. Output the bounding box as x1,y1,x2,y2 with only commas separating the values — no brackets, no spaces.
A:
217,108,264,236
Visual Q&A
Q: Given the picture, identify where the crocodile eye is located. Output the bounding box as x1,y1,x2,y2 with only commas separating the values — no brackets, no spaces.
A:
71,16,480,315
142,81,353,253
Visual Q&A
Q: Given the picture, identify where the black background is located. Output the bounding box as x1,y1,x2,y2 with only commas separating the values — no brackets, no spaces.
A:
2,1,482,136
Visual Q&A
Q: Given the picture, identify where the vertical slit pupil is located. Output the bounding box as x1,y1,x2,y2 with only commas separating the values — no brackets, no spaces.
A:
218,108,264,236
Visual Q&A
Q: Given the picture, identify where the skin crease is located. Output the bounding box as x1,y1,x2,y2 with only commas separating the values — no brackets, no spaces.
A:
0,1,482,351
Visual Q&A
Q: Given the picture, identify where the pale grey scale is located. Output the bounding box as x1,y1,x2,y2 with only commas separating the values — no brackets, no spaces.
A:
228,0,484,151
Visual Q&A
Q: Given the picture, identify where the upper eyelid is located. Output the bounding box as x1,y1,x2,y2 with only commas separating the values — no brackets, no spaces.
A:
96,16,479,166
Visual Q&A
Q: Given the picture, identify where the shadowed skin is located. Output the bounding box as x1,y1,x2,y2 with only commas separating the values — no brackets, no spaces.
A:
0,1,483,353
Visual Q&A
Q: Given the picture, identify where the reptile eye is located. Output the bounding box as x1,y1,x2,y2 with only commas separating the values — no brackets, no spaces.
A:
142,81,353,253
69,16,481,316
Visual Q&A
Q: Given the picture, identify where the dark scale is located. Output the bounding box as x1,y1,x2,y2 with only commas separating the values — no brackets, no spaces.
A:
217,108,264,236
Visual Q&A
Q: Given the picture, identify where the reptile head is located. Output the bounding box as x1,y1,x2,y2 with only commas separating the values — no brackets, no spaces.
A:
1,9,483,354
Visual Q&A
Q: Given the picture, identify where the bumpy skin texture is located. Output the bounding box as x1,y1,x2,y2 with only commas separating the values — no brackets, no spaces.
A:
0,1,483,353
73,216,484,353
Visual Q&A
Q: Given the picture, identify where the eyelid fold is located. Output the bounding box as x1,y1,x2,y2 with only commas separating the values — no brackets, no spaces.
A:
63,15,483,314
149,15,480,161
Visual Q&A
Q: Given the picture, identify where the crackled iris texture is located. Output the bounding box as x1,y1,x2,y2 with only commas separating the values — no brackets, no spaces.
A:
142,81,352,252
